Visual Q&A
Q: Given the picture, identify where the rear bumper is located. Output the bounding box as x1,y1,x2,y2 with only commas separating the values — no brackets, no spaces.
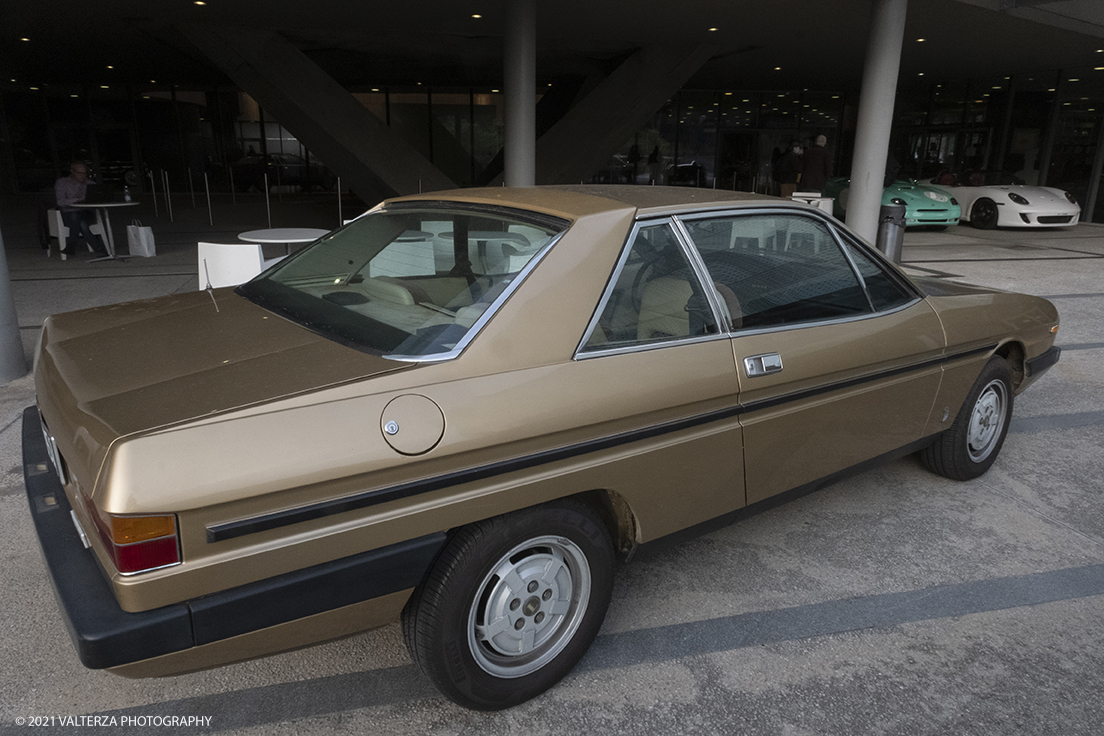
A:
22,406,445,671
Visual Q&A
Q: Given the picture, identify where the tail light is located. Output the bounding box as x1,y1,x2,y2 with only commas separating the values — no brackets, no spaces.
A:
89,508,180,574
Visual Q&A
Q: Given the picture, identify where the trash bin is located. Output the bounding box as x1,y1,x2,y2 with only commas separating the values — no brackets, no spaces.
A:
877,203,906,264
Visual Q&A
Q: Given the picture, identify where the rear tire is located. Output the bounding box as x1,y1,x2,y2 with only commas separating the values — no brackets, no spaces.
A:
921,356,1013,480
402,499,615,710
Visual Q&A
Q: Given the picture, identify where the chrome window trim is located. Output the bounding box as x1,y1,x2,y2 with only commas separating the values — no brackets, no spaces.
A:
676,207,924,335
830,225,878,313
670,215,732,329
574,219,723,360
825,220,924,303
576,206,926,360
575,331,731,360
384,230,567,363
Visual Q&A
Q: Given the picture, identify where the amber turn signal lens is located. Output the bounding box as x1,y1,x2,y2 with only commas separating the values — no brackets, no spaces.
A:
104,514,177,545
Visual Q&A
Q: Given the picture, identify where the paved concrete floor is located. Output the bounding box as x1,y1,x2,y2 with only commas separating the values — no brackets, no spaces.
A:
0,196,1102,735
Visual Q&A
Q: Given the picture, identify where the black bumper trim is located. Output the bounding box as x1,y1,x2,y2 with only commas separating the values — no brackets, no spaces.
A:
22,406,446,670
1026,345,1061,378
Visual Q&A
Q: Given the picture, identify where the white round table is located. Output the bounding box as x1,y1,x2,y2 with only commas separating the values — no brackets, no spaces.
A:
71,201,140,261
238,228,329,244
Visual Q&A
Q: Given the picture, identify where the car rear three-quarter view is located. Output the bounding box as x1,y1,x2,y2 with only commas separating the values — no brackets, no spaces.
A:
24,185,1061,710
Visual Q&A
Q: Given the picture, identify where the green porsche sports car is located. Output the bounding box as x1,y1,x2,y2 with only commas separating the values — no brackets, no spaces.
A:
822,177,961,228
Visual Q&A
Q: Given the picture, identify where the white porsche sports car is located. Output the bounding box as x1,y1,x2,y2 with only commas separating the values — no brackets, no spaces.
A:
927,171,1080,229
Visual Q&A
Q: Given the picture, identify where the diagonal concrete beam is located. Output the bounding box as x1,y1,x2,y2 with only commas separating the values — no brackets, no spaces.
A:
176,24,455,201
520,44,716,185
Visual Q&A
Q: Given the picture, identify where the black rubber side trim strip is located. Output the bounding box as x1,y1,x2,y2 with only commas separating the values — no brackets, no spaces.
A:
207,343,996,543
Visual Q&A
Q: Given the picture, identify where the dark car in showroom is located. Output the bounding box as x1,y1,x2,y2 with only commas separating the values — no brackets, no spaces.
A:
230,152,337,192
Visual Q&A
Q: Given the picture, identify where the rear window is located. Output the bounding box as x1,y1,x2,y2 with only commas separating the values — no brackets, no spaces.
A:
238,205,566,360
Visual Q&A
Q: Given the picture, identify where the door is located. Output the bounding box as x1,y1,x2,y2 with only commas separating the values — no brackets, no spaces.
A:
679,210,946,504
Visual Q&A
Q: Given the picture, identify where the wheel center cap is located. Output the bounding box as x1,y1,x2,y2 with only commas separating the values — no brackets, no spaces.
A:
522,596,541,617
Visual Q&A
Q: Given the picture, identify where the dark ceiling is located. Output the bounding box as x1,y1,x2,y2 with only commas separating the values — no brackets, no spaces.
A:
3,0,1104,95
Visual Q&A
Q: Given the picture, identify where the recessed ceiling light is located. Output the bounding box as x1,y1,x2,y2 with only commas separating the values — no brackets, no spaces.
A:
194,1,206,5
918,72,925,76
916,38,925,42
471,14,482,19
708,27,718,32
774,67,782,71
20,37,30,42
100,85,109,89
1068,78,1079,82
107,65,114,69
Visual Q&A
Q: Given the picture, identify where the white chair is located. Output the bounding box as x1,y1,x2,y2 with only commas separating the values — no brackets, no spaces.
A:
197,242,286,290
46,208,105,260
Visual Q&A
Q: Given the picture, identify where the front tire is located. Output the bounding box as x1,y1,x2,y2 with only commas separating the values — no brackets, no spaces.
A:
921,356,1013,480
971,198,999,229
402,499,615,710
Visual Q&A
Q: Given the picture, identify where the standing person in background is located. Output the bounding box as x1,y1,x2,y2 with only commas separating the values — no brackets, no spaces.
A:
801,134,832,193
776,140,803,198
54,162,108,257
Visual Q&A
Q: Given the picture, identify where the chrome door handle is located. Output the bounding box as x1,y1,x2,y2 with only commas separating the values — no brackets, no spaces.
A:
744,352,783,376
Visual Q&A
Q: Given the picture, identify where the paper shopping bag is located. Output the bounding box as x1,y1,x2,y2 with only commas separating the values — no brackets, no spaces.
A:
126,220,156,257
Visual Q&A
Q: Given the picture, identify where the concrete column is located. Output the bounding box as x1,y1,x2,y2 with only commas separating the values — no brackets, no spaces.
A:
504,0,536,187
1083,111,1104,222
0,226,27,382
845,0,908,245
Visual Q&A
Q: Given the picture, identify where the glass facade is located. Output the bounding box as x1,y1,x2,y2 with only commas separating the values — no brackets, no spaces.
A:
4,65,1104,220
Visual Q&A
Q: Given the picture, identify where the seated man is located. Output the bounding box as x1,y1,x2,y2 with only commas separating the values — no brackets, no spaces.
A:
54,162,108,257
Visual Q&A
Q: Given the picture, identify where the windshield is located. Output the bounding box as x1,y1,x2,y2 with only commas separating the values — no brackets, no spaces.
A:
238,204,567,360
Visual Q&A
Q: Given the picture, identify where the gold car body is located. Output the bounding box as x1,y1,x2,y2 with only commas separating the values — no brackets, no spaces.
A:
25,185,1059,678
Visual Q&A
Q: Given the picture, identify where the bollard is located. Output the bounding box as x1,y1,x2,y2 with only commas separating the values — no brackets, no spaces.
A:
877,202,906,264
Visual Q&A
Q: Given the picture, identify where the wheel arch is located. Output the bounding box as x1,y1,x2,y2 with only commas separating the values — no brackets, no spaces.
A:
994,340,1026,391
571,489,640,559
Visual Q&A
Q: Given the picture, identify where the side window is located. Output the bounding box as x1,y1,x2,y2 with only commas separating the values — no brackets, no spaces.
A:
683,213,871,330
839,238,916,311
581,223,718,352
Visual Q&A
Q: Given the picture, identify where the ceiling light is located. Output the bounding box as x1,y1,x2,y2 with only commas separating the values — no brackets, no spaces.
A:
1068,78,1079,82
107,65,114,69
194,1,206,5
916,38,926,42
471,14,482,18
708,27,718,32
20,37,30,42
774,67,782,71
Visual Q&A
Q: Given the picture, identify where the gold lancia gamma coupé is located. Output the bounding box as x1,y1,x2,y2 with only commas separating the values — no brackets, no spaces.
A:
25,185,1060,709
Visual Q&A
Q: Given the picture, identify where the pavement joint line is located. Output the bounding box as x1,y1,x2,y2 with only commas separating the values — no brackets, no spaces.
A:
65,562,1104,730
1058,342,1104,351
11,272,198,282
977,476,1104,551
1009,409,1104,434
904,255,1104,263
